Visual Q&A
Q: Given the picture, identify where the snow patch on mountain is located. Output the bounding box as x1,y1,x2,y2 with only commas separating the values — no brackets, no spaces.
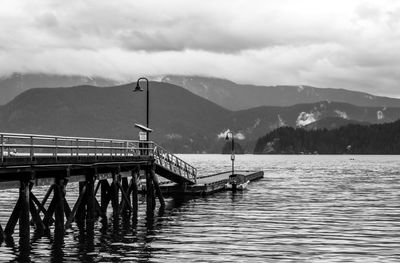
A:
253,118,261,129
296,111,319,127
377,110,384,120
277,114,287,127
297,85,304,92
334,110,348,119
217,129,230,139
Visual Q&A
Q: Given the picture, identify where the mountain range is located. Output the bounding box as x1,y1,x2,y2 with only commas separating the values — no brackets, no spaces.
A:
3,73,400,111
159,75,400,110
1,78,400,153
0,73,120,105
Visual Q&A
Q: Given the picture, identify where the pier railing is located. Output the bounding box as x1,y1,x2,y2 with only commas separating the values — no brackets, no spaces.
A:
0,132,154,162
0,132,196,183
153,143,197,183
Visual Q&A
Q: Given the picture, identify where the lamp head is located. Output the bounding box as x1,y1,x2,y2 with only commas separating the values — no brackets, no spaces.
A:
133,82,144,92
225,134,230,140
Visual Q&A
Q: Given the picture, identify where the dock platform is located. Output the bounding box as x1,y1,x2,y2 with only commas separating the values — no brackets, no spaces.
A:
158,170,264,196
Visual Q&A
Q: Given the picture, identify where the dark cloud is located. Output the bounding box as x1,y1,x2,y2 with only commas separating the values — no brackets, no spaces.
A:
1,0,400,98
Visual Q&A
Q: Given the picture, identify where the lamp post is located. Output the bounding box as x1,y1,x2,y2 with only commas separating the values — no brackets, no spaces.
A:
134,77,150,140
225,131,235,176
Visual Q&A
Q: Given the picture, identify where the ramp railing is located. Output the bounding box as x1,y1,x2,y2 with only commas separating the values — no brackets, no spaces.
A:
153,143,197,183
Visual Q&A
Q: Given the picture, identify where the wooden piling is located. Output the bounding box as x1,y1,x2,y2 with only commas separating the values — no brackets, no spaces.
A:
151,167,165,208
86,172,95,222
121,177,131,212
19,180,30,248
76,181,86,221
131,169,138,220
146,169,155,213
0,224,4,243
111,173,119,215
100,180,110,214
54,177,65,230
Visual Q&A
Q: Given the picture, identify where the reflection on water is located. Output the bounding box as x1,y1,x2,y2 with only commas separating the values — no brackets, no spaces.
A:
0,155,399,262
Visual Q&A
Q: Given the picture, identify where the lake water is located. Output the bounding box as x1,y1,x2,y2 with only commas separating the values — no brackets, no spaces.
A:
0,155,399,262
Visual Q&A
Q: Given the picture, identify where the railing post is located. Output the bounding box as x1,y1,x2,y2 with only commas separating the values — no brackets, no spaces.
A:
55,138,58,160
1,134,3,162
94,139,97,158
76,139,79,157
30,136,34,161
110,140,113,157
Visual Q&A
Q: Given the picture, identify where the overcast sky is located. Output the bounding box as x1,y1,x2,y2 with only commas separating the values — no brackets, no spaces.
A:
1,0,400,97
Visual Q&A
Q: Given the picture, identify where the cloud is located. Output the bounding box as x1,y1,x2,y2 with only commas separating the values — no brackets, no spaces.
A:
1,0,400,97
217,129,245,140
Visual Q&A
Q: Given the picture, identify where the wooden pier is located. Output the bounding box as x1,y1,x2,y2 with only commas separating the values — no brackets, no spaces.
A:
0,132,263,254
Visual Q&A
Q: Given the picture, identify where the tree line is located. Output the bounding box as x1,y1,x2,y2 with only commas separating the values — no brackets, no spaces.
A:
253,120,400,154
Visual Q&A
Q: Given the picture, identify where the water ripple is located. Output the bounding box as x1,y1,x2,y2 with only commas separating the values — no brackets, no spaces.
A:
0,155,399,262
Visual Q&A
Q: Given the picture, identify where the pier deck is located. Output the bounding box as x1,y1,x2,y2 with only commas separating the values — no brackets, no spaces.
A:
159,170,264,195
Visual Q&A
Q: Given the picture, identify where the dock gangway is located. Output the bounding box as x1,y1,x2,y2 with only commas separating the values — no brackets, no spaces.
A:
153,144,197,185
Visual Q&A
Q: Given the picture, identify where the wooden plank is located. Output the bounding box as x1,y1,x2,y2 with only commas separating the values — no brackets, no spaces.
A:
41,184,54,208
4,197,21,237
30,192,49,220
116,180,132,212
64,199,72,219
65,185,86,228
29,198,45,232
43,197,56,227
0,223,4,243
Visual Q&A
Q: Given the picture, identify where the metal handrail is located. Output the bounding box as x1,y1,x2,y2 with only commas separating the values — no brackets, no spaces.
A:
0,132,197,183
152,143,197,183
0,132,154,162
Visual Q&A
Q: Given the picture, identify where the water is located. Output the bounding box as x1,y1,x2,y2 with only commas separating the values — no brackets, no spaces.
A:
0,155,399,262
